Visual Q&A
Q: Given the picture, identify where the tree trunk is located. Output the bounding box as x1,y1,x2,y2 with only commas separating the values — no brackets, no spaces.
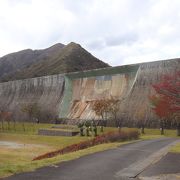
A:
80,127,84,136
160,119,164,135
1,119,4,130
100,126,104,132
13,120,16,131
94,126,97,136
118,126,121,133
22,123,25,132
141,124,145,134
161,127,164,135
86,127,89,136
7,121,10,130
177,123,180,136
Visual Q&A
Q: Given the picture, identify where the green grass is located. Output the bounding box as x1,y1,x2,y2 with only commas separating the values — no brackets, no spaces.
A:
0,122,52,135
0,133,89,148
139,128,179,140
0,122,118,135
170,143,180,153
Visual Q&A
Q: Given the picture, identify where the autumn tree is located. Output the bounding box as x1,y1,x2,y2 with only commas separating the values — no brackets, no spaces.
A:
150,71,180,136
92,98,121,129
92,99,109,131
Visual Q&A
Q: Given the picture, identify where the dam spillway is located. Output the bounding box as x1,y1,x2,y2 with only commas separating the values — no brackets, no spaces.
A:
0,59,179,124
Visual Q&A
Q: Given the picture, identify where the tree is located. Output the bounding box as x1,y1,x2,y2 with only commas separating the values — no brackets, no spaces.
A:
84,121,91,136
92,99,109,120
0,110,12,131
21,103,40,122
0,110,4,130
92,98,121,129
77,122,84,136
135,107,148,134
0,104,12,131
149,71,180,135
92,99,109,131
21,103,40,131
3,111,12,130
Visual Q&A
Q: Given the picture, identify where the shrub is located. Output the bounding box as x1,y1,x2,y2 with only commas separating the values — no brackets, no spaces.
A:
33,129,139,161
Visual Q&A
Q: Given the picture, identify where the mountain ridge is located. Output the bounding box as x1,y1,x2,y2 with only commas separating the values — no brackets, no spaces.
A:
0,42,110,82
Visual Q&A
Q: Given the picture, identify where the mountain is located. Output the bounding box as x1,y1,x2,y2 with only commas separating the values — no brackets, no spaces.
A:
0,42,109,82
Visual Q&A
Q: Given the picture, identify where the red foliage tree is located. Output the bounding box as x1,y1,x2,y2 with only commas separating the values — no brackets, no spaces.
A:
150,71,180,135
92,98,121,128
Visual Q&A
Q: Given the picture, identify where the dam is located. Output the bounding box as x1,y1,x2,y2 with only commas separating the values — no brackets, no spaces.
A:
0,59,179,125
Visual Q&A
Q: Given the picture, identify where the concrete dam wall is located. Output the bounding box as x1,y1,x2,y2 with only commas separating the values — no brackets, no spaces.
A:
0,59,179,124
0,74,64,121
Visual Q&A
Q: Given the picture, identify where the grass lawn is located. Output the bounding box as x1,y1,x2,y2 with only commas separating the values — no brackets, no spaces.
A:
0,133,89,177
140,128,179,140
170,142,180,153
0,122,179,178
0,122,119,177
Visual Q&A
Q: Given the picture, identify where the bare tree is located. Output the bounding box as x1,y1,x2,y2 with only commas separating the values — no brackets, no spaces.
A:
135,107,148,134
108,98,122,128
21,103,40,122
21,103,40,131
4,111,12,130
0,110,12,131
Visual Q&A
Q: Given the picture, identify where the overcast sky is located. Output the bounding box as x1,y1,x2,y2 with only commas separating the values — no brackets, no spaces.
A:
0,0,180,66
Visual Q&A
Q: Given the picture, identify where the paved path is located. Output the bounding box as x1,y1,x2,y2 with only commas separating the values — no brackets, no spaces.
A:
3,138,178,180
139,152,180,179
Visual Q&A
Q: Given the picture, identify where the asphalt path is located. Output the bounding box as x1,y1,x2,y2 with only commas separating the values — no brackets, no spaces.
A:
3,138,178,180
140,152,180,178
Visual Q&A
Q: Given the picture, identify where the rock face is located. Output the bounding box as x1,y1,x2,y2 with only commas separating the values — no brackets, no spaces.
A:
0,58,179,124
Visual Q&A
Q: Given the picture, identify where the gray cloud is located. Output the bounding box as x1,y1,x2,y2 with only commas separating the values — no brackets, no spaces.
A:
87,39,106,50
105,33,138,47
0,0,180,66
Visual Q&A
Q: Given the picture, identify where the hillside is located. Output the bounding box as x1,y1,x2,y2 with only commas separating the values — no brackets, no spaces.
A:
0,42,109,82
